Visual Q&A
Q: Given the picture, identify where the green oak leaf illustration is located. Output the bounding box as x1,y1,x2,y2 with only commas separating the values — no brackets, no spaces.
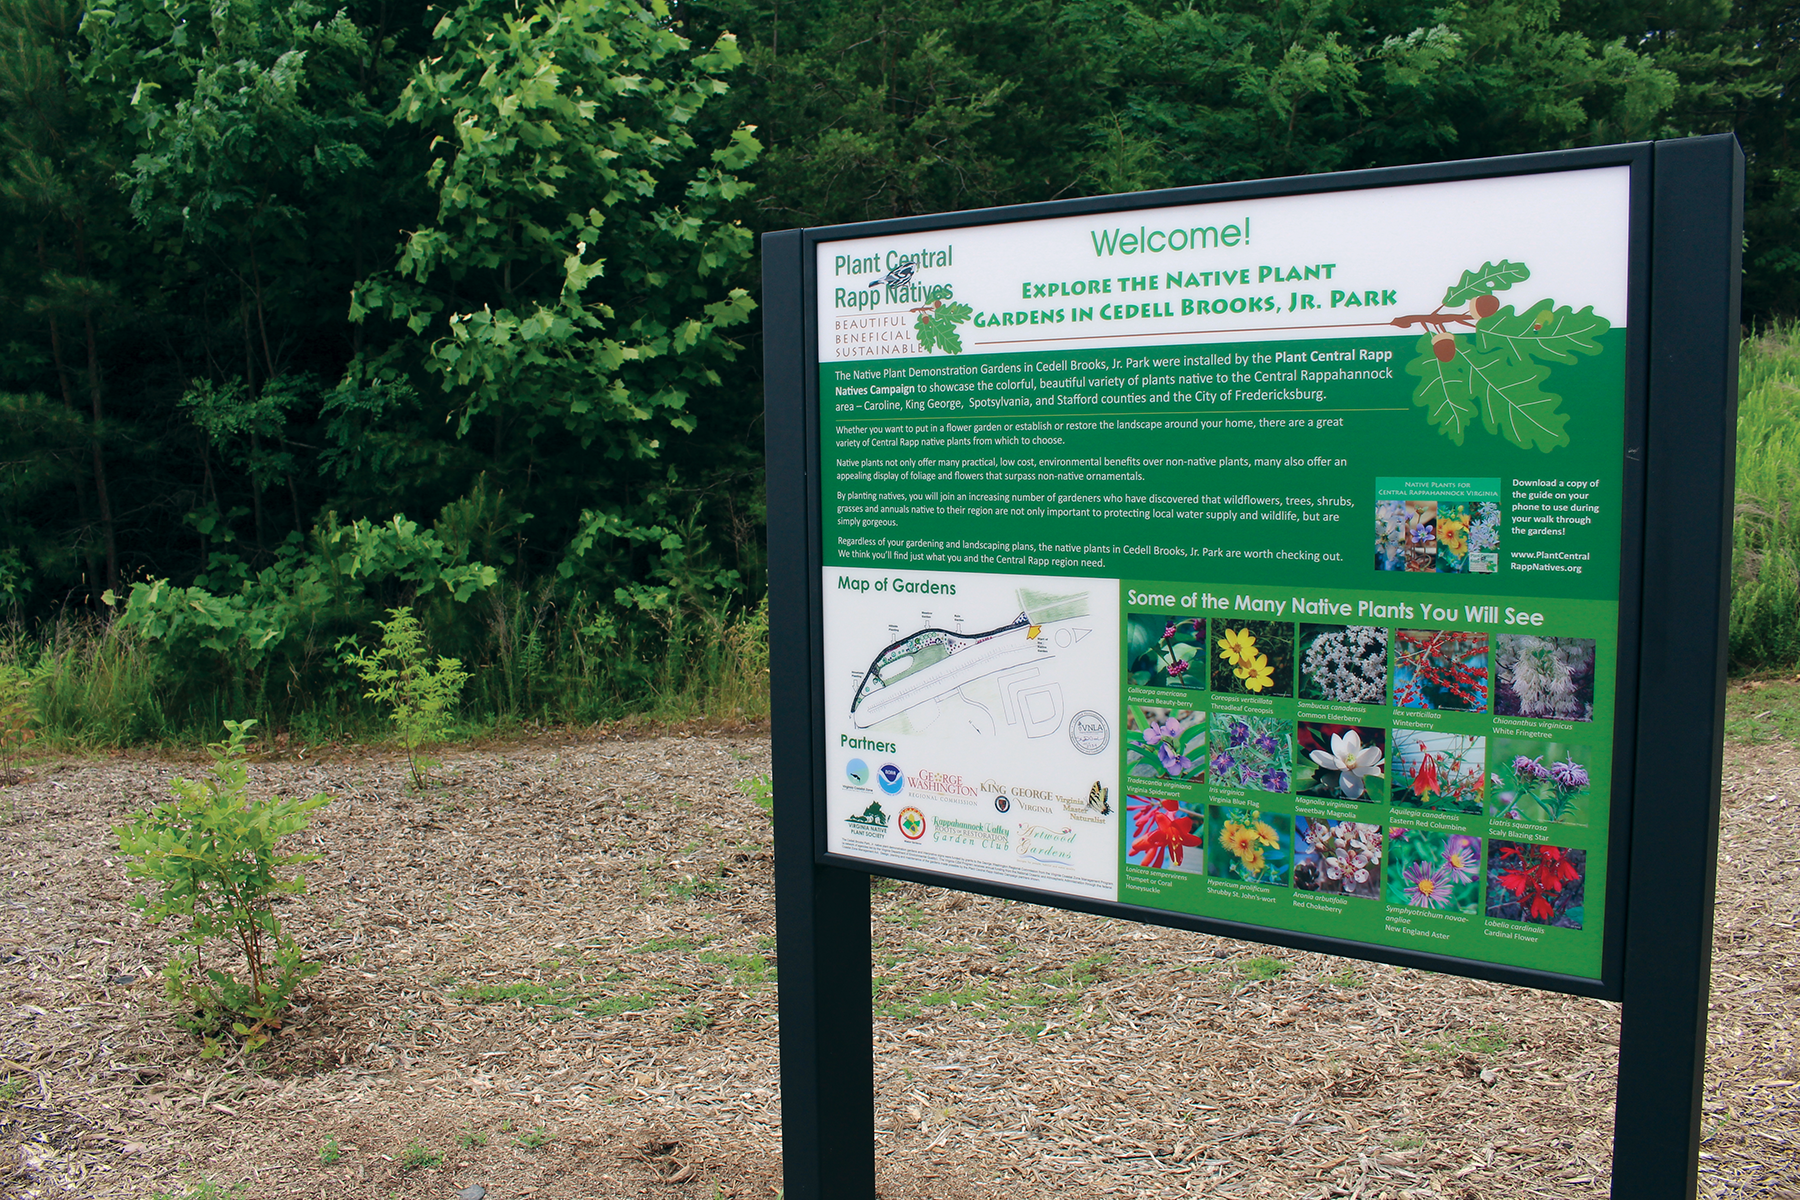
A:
915,301,973,354
1462,348,1568,451
1474,300,1610,366
1405,334,1479,445
1442,260,1530,306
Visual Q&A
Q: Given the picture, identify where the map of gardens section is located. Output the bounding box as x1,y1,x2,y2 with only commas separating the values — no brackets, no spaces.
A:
816,169,1630,980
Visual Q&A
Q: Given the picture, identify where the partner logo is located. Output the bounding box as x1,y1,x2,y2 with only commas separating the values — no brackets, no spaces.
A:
1015,823,1079,865
933,818,1009,851
1069,710,1111,755
905,769,978,804
846,758,870,785
993,794,1012,814
898,807,927,840
844,801,888,837
877,764,905,795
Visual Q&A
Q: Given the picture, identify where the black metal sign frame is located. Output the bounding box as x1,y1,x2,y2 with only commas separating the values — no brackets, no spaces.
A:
766,135,1741,1200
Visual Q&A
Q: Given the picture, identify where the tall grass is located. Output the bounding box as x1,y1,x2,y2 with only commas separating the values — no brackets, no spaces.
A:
1733,324,1800,671
0,590,771,751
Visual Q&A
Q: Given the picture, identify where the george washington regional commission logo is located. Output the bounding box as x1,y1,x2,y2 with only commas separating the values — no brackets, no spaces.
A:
898,807,927,840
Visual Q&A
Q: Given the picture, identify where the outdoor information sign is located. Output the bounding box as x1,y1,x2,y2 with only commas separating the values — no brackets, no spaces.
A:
766,137,1741,1200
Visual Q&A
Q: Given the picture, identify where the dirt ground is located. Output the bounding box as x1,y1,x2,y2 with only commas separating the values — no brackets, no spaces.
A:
0,727,1794,1200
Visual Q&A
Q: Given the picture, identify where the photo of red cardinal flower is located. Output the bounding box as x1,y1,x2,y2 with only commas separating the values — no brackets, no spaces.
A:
1487,841,1586,928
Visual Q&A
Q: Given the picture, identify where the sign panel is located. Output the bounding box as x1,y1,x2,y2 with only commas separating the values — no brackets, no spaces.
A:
816,167,1631,981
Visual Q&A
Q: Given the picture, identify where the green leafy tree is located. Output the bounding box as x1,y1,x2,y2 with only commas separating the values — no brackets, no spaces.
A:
115,720,331,1050
350,607,472,788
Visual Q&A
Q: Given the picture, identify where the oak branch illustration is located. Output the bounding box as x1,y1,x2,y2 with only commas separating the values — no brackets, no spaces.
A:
1396,260,1611,453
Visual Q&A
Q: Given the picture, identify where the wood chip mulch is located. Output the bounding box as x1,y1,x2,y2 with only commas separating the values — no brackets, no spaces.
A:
0,728,1793,1199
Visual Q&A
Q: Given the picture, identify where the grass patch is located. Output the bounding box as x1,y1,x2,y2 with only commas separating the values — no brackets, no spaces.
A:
1235,955,1289,985
1725,676,1800,744
699,949,775,986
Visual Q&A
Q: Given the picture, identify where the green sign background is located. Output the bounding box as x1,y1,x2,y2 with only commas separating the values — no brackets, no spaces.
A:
821,331,1624,980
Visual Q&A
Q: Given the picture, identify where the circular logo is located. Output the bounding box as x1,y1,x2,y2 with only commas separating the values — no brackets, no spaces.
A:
846,758,870,785
993,794,1012,814
898,807,927,840
1069,710,1111,754
877,764,905,795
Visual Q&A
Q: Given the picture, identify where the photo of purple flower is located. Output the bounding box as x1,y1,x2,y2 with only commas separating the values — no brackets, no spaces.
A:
1207,712,1293,793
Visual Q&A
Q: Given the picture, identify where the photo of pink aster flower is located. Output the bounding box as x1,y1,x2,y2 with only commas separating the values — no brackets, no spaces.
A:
1384,828,1481,913
1402,861,1452,908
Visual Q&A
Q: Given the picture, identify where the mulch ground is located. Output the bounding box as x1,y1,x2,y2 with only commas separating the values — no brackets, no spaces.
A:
0,726,1794,1200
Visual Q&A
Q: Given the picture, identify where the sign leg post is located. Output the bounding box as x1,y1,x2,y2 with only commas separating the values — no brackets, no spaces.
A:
766,226,879,1200
1609,134,1742,1200
774,861,876,1200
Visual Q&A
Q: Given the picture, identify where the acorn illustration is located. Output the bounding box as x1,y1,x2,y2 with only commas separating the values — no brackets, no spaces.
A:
1471,294,1500,319
1431,331,1457,362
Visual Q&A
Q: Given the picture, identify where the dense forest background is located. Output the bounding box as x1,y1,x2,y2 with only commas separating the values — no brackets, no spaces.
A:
0,0,1794,737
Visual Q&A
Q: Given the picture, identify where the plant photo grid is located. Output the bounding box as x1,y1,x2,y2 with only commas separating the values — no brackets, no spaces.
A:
1206,805,1292,886
1494,635,1597,721
1392,729,1486,813
1385,829,1482,914
1210,620,1293,697
1488,738,1594,825
1298,624,1388,704
1127,795,1205,873
1209,713,1295,793
1125,706,1207,782
1127,614,1207,690
1294,817,1384,898
1295,722,1387,801
1392,628,1490,712
1487,841,1585,928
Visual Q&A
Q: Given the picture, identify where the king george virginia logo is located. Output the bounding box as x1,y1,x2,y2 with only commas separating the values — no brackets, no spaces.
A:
877,763,905,795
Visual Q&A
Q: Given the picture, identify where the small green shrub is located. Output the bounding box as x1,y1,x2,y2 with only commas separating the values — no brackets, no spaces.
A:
349,607,471,788
0,661,36,774
115,720,332,1050
399,1140,442,1169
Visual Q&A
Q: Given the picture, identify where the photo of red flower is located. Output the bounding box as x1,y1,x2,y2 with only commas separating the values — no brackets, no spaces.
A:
1486,840,1585,928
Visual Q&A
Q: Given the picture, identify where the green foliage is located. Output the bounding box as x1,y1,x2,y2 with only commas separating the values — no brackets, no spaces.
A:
1443,261,1531,306
114,721,332,1050
0,661,36,774
914,301,974,355
398,1140,442,1170
1732,324,1800,670
319,1137,341,1165
349,608,471,788
735,774,773,814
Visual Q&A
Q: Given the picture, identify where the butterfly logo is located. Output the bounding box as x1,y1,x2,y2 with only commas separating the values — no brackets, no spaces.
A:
868,262,917,290
1086,781,1111,816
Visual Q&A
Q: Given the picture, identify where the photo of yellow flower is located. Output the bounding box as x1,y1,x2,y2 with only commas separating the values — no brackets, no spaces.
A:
1209,620,1293,697
1206,805,1292,886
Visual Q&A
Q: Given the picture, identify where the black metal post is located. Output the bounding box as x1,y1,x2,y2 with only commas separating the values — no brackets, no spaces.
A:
1611,134,1742,1200
764,228,879,1200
